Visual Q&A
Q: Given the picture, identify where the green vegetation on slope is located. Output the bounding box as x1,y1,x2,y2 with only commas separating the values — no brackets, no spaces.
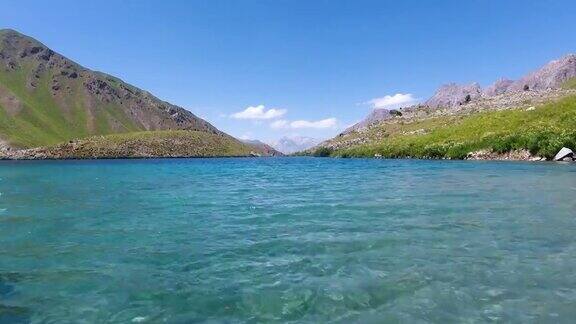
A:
317,96,576,160
0,29,219,150
0,64,138,148
37,130,257,159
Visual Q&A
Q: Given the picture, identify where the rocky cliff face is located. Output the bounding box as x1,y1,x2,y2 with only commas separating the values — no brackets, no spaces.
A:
424,82,483,109
345,82,484,134
507,54,576,92
0,29,222,148
344,109,395,133
425,54,576,109
484,78,514,96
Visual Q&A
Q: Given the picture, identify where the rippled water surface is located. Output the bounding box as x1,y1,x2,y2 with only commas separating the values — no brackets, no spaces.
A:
1,158,576,323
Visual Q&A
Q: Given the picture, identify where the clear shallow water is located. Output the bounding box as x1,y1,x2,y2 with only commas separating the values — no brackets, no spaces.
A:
1,158,576,323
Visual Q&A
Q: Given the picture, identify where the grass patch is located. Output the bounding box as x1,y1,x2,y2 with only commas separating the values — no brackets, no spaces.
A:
312,147,334,157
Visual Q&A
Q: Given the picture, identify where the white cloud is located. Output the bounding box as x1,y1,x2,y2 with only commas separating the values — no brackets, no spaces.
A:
291,118,337,129
230,105,286,120
270,119,289,129
270,118,337,130
366,93,418,109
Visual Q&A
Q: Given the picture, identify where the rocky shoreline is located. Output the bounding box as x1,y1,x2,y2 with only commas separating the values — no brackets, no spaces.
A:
465,147,575,162
465,149,546,161
3,146,573,162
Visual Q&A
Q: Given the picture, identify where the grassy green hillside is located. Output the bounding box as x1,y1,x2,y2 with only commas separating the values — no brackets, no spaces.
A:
0,62,139,148
30,130,258,159
0,29,219,149
315,96,576,160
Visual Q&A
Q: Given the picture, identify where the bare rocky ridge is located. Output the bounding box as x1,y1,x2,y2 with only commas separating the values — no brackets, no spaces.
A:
342,54,576,136
483,79,514,96
344,109,396,133
424,54,576,109
423,82,483,109
507,54,576,92
314,54,576,160
320,88,576,153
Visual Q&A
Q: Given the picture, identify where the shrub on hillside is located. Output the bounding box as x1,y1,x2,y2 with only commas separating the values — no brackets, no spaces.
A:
313,147,334,157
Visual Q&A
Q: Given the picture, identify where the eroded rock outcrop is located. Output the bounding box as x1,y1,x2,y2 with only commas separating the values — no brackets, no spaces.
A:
424,82,482,109
345,109,396,133
484,78,514,96
508,54,576,92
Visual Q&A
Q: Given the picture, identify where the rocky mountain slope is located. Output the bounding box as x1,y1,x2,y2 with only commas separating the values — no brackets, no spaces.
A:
343,54,576,135
311,95,576,160
344,109,407,134
507,54,576,92
0,29,216,145
0,29,272,158
423,82,483,109
269,136,321,154
423,54,576,110
314,54,576,160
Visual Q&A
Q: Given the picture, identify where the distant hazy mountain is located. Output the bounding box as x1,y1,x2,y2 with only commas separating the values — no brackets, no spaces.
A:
269,136,321,154
240,139,283,156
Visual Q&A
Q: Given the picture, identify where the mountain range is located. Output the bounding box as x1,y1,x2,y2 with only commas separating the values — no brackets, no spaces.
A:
0,29,271,158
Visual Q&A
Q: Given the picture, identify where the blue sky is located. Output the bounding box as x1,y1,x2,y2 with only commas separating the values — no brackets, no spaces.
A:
2,0,576,142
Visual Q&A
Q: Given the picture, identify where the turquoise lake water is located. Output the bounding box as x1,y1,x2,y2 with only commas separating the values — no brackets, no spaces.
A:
1,157,576,323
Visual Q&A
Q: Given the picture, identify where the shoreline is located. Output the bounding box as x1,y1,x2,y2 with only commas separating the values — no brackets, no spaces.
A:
0,153,265,161
0,153,564,163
